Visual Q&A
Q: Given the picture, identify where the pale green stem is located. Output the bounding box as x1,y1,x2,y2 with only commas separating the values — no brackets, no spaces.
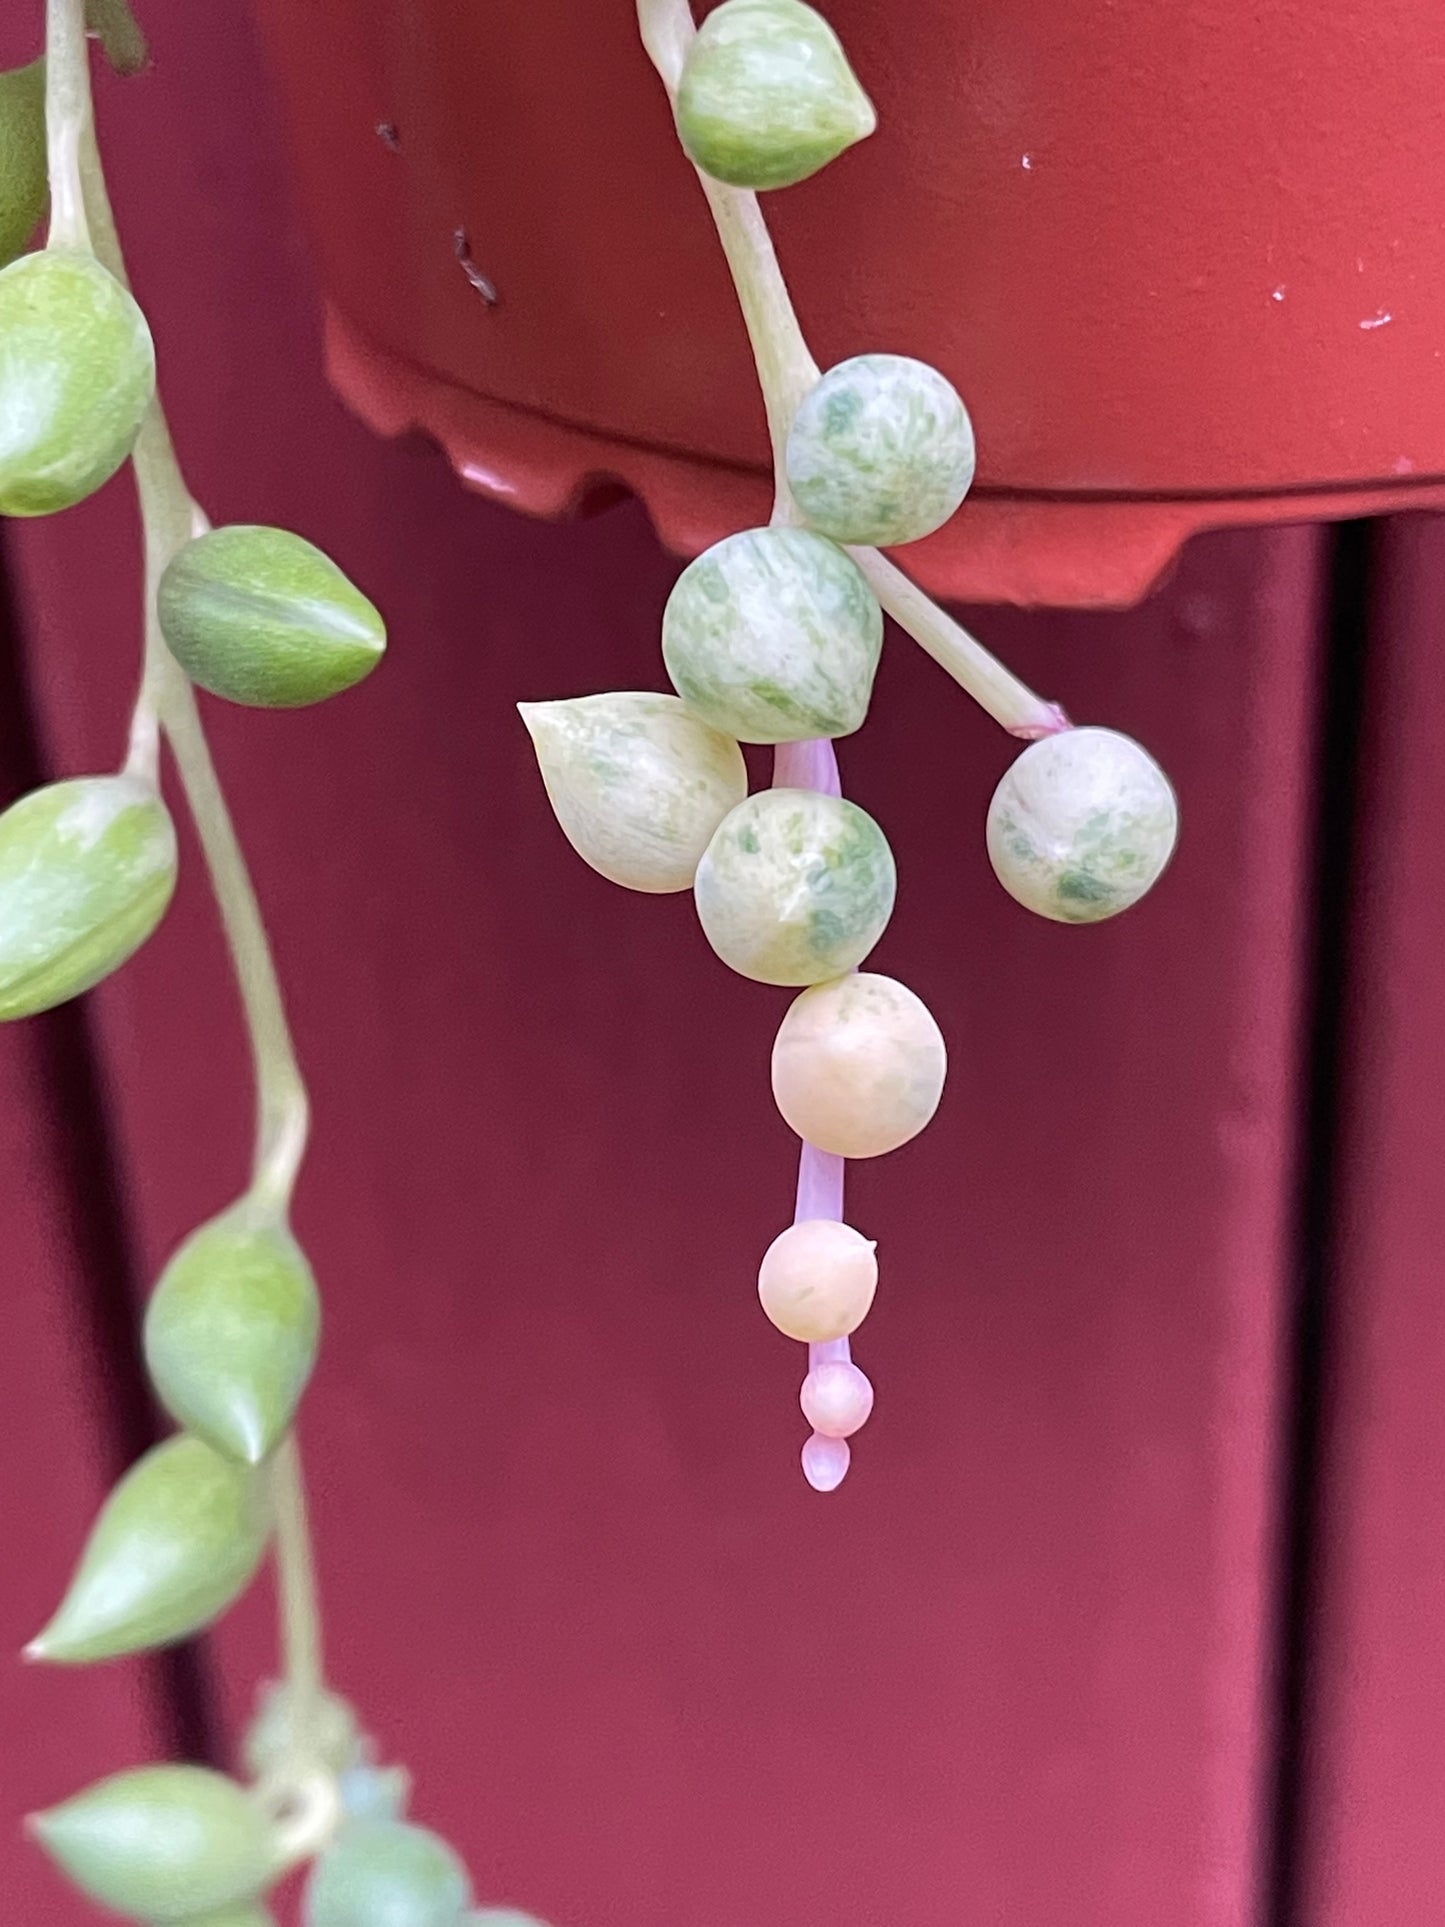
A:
82,121,310,1210
634,0,1067,737
78,116,327,1787
851,546,1070,739
45,0,94,252
696,179,818,520
270,1436,325,1747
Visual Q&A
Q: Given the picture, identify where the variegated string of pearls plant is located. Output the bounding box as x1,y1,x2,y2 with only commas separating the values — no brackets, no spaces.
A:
0,0,1176,1920
523,0,1179,1493
3,3,542,1924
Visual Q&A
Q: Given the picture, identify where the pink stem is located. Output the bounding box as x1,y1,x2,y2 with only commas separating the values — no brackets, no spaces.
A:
773,737,853,1486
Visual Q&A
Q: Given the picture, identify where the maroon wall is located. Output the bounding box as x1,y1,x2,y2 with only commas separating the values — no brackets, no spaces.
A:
3,5,1439,1926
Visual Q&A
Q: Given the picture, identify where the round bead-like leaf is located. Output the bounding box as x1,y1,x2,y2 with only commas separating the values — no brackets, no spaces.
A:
758,1218,877,1342
244,1681,362,1783
145,1205,320,1464
519,691,746,893
158,525,385,707
28,1435,271,1663
0,249,155,515
336,1764,412,1826
305,1821,472,1927
28,1766,275,1922
786,354,976,546
695,789,895,985
662,527,882,744
0,62,47,269
987,726,1179,922
801,1431,850,1492
800,1359,874,1438
675,0,876,190
0,774,176,1020
771,972,946,1158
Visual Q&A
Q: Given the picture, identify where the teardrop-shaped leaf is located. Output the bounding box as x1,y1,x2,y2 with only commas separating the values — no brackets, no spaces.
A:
0,61,47,268
28,1434,271,1663
676,0,876,190
0,774,177,1019
305,1821,472,1927
145,1204,320,1463
158,525,385,707
518,691,746,892
28,1765,275,1922
0,249,156,517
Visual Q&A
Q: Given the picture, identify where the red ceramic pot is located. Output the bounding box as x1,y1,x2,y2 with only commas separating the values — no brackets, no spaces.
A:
254,0,1445,606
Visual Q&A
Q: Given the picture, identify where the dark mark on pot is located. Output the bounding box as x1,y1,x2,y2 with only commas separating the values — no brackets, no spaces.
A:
453,230,499,306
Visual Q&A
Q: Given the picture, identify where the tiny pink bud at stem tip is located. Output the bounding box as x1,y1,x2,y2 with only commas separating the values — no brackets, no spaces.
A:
802,1432,851,1492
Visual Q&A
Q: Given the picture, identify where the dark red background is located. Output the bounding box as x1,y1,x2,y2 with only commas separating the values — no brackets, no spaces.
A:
0,5,1440,1925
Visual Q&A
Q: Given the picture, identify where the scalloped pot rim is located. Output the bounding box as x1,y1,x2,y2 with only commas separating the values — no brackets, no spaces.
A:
324,307,1445,613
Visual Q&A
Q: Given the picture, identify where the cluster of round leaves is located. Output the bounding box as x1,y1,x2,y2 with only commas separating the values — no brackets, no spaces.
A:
32,1725,545,1927
522,0,1179,1485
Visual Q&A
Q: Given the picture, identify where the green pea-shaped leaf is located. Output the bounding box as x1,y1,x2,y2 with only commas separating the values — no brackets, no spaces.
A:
144,1204,320,1464
0,61,47,269
662,527,882,744
0,773,177,1020
158,525,386,707
694,788,896,984
676,0,875,190
28,1765,275,1922
27,1434,271,1663
0,249,155,515
305,1821,472,1927
786,354,976,547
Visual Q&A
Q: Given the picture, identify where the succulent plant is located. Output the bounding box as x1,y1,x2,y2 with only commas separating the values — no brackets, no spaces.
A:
987,726,1179,923
158,525,386,707
662,526,882,743
0,248,154,515
520,691,746,891
144,1203,321,1464
674,0,876,190
304,1821,473,1927
18,0,1182,1916
771,972,947,1159
757,1218,878,1342
786,354,976,547
694,788,896,985
0,773,176,1019
29,1766,275,1921
28,1434,271,1663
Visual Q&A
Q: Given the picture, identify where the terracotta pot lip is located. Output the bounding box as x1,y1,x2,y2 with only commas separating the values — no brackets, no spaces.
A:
324,304,1445,610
